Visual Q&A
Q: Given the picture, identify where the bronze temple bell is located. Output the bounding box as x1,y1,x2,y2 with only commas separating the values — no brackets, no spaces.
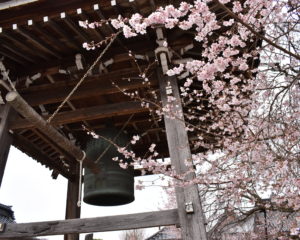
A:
83,128,135,206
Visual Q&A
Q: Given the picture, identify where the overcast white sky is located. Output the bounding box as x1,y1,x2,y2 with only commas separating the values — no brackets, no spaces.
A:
0,147,170,240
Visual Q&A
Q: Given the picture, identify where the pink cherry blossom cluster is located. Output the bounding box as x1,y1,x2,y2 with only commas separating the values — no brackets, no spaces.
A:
80,0,300,237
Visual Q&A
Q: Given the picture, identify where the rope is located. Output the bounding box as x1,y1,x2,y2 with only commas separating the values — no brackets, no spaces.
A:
95,113,135,164
0,60,16,92
47,32,120,123
77,151,86,207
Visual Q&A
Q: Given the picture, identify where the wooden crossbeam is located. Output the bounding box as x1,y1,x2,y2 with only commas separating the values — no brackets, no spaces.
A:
10,101,147,130
0,209,179,238
19,69,146,106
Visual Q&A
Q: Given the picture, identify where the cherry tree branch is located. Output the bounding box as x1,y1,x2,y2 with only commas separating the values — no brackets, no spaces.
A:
214,0,300,61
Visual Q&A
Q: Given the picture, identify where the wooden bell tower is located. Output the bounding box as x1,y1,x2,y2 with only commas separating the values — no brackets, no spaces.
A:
0,0,259,239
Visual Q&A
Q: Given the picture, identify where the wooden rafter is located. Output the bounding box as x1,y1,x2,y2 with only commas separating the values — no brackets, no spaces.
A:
0,38,36,63
33,22,71,52
13,133,73,179
47,19,80,50
6,91,99,174
0,48,25,65
16,26,62,59
63,15,90,43
0,31,50,61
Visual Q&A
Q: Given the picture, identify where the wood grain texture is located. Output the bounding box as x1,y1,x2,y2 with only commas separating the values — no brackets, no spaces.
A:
0,209,179,238
64,175,81,240
10,101,147,130
18,69,146,106
0,105,13,187
6,92,99,174
13,133,73,179
158,70,208,240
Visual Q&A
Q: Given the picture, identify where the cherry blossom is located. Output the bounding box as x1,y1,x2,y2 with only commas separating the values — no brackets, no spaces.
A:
79,0,300,238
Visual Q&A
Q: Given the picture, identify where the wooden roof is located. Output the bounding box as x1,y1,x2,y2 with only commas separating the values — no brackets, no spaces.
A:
0,0,195,179
0,0,259,179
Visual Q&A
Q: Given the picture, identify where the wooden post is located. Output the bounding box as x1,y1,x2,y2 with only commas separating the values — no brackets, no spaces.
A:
64,165,80,240
158,70,208,240
0,105,13,187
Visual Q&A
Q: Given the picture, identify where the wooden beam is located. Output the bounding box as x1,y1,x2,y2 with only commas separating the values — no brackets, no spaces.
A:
0,105,13,187
31,128,75,166
16,26,62,59
10,101,148,130
6,91,99,174
63,15,90,43
0,209,179,238
0,38,36,63
34,22,71,52
158,70,208,240
18,69,145,106
64,173,80,240
0,48,26,65
79,12,104,41
13,133,73,180
0,32,50,61
0,1,110,29
94,9,124,47
47,19,80,50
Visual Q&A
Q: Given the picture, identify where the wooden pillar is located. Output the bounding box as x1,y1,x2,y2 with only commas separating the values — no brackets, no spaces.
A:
158,70,208,240
64,165,81,240
0,105,13,187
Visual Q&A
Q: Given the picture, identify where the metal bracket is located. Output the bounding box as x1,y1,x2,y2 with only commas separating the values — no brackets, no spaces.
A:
0,223,6,232
185,202,194,214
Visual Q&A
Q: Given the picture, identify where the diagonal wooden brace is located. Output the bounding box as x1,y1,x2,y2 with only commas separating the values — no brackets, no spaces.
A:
6,91,99,174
